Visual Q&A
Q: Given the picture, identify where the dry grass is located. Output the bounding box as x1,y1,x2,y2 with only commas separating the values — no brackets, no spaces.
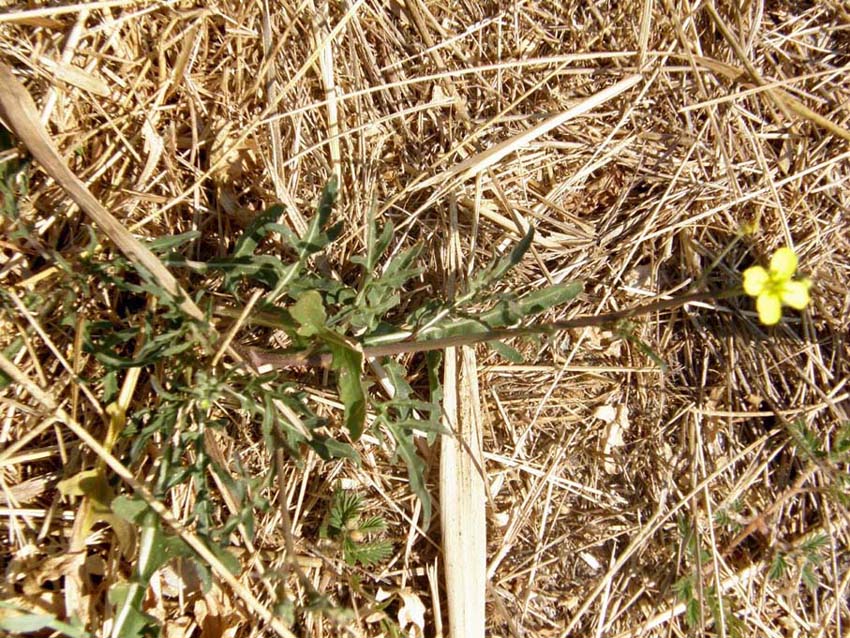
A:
1,1,850,637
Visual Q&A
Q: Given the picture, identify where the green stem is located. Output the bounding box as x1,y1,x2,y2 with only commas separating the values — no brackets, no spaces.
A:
236,288,741,369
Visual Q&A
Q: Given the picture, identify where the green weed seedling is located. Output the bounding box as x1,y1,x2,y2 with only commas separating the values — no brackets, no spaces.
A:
673,515,744,638
320,488,394,567
766,420,850,594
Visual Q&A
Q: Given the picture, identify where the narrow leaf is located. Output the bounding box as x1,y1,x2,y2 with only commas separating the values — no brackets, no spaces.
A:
384,418,431,523
0,337,24,388
0,613,55,632
310,435,361,463
147,230,201,254
468,225,535,295
327,340,366,440
299,177,339,257
425,351,444,443
514,280,583,316
488,340,524,363
476,281,583,329
383,360,413,419
108,582,157,638
232,205,286,259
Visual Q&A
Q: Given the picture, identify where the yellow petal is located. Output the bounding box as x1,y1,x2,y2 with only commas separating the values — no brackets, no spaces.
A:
743,266,769,296
780,279,811,310
756,293,782,325
770,247,798,280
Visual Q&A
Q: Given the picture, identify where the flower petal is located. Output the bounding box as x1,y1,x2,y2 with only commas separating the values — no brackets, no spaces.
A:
743,266,769,296
770,247,798,280
756,293,782,325
780,279,811,310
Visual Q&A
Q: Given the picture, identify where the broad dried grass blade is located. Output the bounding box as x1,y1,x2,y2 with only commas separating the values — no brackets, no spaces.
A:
310,0,342,181
417,74,643,190
440,345,487,638
440,195,486,638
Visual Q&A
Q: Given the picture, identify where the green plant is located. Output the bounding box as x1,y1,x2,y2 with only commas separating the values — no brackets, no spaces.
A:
768,533,828,593
1,168,818,636
0,602,91,638
672,515,744,637
0,123,29,224
764,419,850,594
0,176,578,635
320,488,394,566
191,177,585,525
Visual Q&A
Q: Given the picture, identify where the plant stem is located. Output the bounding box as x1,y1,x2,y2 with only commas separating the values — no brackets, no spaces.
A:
236,289,738,370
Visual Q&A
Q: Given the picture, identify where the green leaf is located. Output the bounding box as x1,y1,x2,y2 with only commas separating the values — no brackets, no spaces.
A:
383,360,414,420
316,176,339,226
351,210,393,272
768,553,788,580
328,489,362,533
421,281,583,340
137,516,166,581
467,225,534,296
111,496,149,524
310,435,361,463
204,540,241,576
0,124,29,220
291,290,327,336
327,340,366,440
800,533,828,556
386,418,447,434
350,240,423,332
232,204,287,260
0,612,55,632
380,244,423,287
425,351,443,443
383,418,431,524
477,281,583,327
0,337,24,389
0,604,92,638
108,582,158,638
263,179,341,302
371,221,394,271
287,276,356,308
672,574,693,600
488,340,524,363
298,177,339,258
514,280,583,316
146,231,200,254
274,598,296,626
358,516,386,533
787,419,823,460
419,318,493,340
343,539,394,566
685,598,700,628
801,563,819,592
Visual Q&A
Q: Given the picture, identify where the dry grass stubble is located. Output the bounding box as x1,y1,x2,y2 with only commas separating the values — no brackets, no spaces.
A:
1,1,849,636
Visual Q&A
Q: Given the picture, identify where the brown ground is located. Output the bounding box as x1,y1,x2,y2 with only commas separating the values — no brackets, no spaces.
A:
1,1,849,637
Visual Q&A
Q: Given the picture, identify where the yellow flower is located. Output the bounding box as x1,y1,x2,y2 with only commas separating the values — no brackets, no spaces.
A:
742,247,811,325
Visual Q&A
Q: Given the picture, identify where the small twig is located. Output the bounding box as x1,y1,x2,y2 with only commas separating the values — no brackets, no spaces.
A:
239,290,734,370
